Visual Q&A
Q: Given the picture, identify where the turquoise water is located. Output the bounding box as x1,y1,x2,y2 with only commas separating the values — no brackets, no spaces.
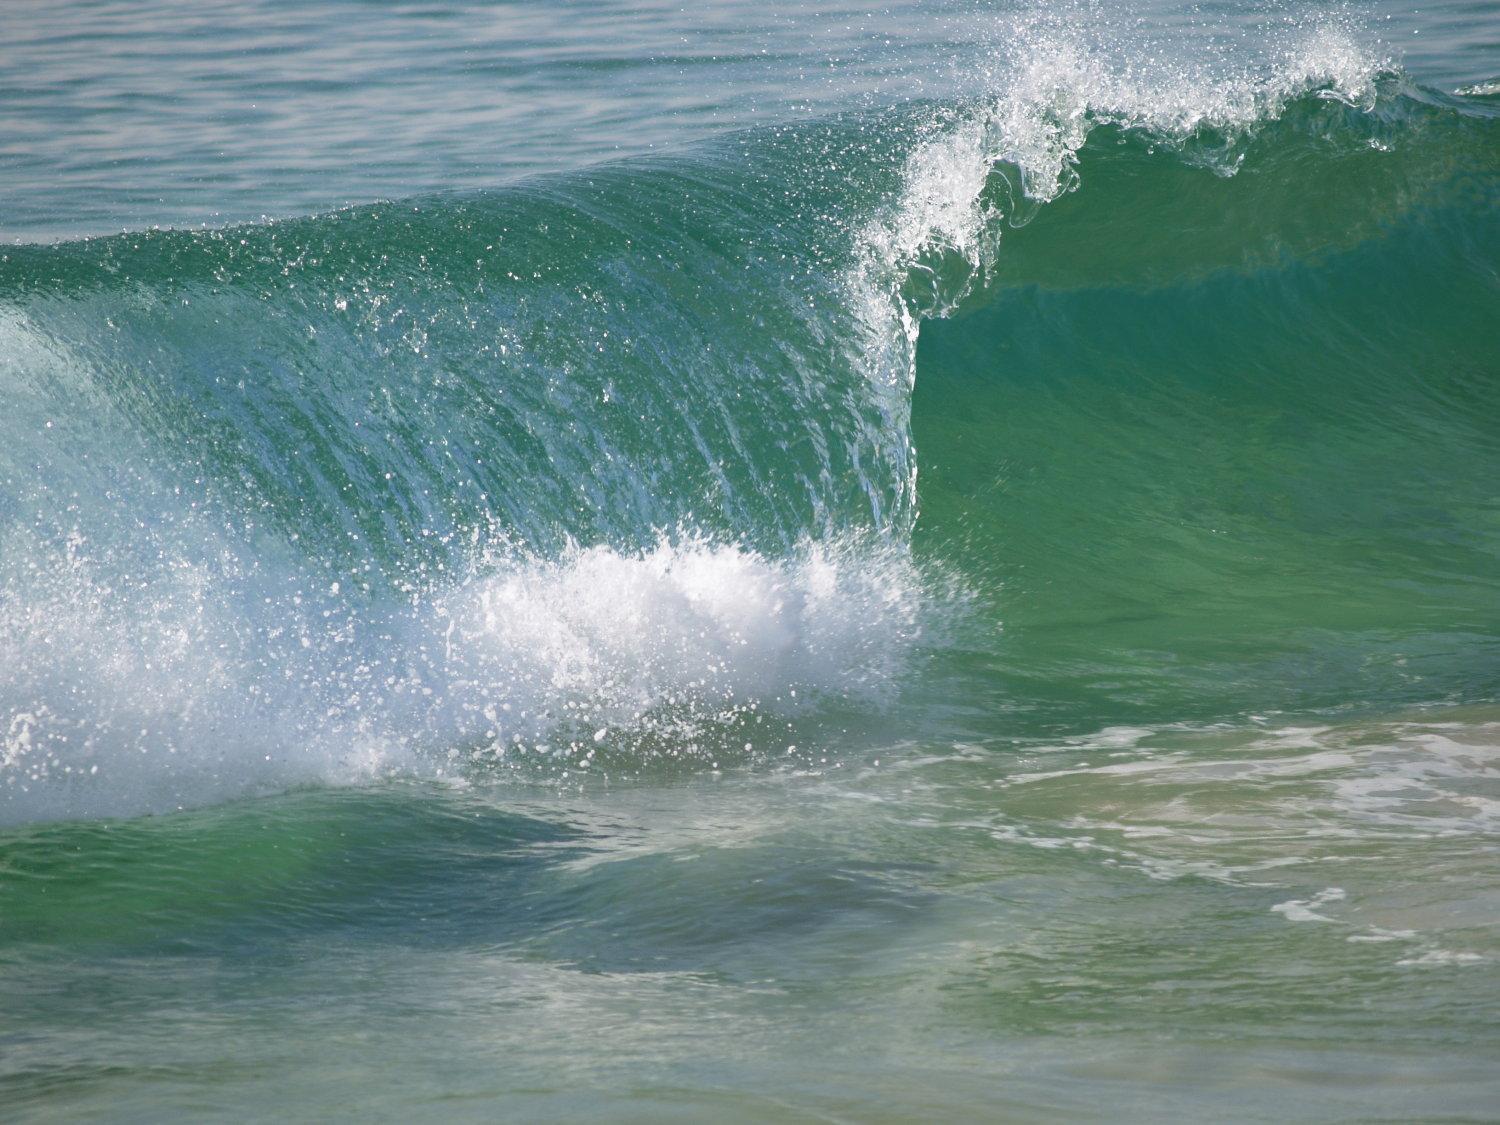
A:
3,1,1499,1119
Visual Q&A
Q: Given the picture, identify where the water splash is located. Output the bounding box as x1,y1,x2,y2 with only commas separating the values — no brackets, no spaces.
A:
0,529,935,823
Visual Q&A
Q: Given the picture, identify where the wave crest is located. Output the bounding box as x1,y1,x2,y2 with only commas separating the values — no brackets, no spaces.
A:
848,17,1388,385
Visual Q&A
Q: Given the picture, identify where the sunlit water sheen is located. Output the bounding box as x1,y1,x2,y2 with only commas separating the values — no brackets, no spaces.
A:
2,1,1499,1120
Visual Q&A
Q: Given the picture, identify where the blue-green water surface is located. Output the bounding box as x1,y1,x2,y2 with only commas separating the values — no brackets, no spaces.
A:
3,1,1499,1120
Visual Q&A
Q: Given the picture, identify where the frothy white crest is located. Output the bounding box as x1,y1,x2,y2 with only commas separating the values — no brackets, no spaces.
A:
430,537,922,738
847,16,1386,391
0,521,400,823
0,533,931,824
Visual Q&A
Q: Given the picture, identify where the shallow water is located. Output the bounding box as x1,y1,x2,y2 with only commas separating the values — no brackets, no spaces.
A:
2,1,1499,1119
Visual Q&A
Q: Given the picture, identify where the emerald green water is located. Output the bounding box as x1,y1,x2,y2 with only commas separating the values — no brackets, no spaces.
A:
2,1,1499,1119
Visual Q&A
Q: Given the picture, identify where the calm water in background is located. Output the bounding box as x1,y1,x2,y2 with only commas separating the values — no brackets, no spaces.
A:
2,1,1500,1120
4,0,1496,240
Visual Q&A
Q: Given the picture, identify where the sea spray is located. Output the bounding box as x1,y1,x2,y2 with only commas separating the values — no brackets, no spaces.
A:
1,530,937,822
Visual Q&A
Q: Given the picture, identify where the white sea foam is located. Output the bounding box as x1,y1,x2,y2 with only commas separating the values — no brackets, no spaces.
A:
1396,949,1486,968
0,530,934,824
424,536,926,744
1271,886,1347,923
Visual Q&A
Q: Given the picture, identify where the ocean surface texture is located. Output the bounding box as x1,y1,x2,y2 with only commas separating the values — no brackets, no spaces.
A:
3,1,1499,1120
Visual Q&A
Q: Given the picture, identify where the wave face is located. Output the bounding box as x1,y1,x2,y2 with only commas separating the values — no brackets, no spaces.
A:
2,19,1499,824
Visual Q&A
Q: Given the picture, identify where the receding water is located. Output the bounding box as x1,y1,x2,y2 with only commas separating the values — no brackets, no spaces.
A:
2,1,1498,1120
